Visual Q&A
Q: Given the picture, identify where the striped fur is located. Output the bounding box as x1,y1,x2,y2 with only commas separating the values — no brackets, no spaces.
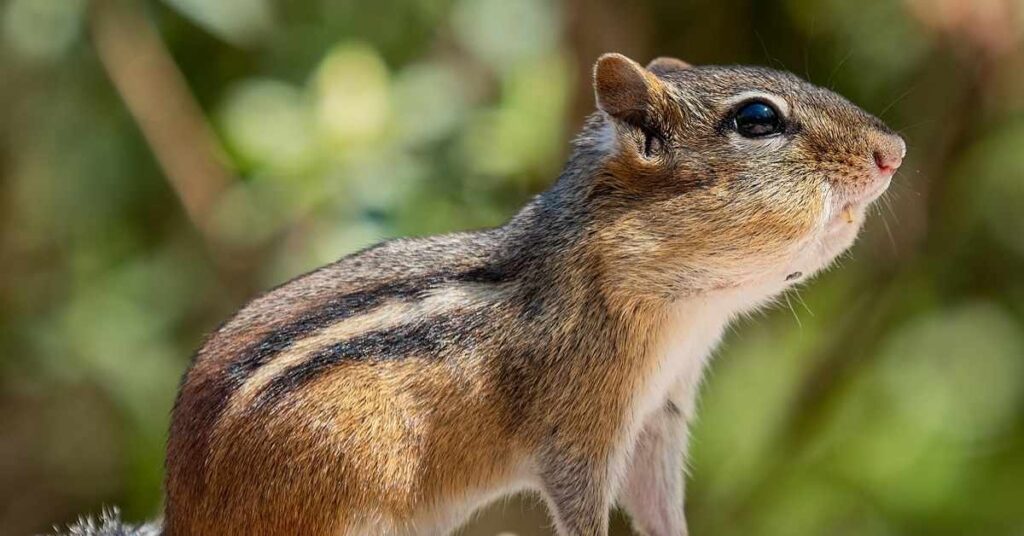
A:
164,54,903,535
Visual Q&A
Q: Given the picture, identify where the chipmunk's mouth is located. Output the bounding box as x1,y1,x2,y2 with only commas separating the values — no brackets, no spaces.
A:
831,173,893,227
790,170,896,285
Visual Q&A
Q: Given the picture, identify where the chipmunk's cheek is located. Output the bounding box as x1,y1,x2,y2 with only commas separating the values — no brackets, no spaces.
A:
763,178,821,227
730,188,823,272
783,181,829,242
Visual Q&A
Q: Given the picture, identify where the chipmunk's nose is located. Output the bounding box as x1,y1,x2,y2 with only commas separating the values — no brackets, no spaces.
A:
872,134,906,175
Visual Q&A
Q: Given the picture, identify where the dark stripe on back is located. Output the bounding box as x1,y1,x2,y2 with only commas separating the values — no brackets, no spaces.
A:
227,266,509,382
253,310,490,409
225,281,418,382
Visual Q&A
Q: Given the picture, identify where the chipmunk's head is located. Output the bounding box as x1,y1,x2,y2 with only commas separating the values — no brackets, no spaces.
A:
583,53,904,300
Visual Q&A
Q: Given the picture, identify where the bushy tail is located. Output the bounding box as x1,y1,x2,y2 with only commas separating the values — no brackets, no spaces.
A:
48,508,161,536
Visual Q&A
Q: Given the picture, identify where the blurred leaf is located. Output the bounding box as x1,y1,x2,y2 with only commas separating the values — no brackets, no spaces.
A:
391,62,471,147
2,0,85,62
219,78,317,174
161,0,273,46
451,0,561,70
313,43,391,151
460,55,571,179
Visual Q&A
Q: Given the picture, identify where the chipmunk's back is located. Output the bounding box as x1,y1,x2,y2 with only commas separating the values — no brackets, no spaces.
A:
166,230,548,535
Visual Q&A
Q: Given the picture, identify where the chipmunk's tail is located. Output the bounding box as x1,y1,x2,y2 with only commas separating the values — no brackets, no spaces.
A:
48,507,161,536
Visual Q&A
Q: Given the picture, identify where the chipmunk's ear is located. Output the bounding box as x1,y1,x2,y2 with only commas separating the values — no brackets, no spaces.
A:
594,53,674,127
646,56,691,75
594,53,682,158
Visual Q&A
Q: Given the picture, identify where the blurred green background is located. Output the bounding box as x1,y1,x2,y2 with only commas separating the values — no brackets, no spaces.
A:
1,0,1023,534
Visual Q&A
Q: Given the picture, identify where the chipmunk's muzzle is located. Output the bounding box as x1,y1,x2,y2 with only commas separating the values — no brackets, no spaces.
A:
833,130,905,224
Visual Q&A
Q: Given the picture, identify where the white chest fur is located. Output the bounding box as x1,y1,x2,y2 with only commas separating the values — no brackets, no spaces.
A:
633,301,724,425
606,282,792,501
633,283,784,426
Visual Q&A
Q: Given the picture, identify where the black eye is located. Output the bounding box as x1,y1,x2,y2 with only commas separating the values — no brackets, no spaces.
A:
733,101,783,138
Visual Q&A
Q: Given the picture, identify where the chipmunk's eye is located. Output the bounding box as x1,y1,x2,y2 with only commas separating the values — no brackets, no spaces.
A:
733,101,783,138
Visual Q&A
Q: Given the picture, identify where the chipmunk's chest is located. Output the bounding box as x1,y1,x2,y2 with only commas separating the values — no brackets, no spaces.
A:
632,293,751,424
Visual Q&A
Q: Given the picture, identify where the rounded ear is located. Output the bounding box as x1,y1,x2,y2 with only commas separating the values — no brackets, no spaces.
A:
646,56,691,75
593,53,667,123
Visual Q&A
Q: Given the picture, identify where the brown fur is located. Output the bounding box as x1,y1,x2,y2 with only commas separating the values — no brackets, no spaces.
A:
164,53,904,535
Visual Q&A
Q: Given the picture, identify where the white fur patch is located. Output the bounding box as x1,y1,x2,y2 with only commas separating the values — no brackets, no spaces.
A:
592,121,618,153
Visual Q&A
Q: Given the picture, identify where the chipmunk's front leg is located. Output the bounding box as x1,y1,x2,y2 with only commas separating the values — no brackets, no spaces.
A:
538,449,612,536
617,382,699,536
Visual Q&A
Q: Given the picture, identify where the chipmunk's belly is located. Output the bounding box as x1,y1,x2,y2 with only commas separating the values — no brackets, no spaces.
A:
347,466,535,535
422,476,536,534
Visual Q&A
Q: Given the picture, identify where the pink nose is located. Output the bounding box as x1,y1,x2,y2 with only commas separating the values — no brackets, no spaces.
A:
873,135,906,174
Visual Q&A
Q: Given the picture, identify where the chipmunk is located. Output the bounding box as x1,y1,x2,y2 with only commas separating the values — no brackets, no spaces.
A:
58,52,905,536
